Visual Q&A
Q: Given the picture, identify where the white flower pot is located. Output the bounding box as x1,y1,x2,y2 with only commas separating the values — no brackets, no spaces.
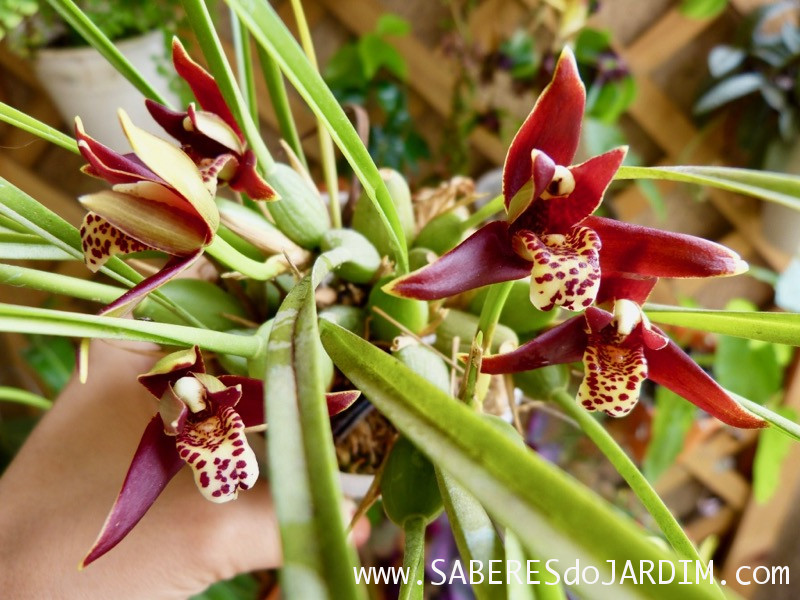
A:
34,30,181,151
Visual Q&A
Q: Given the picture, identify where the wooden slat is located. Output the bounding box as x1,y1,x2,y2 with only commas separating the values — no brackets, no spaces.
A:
314,0,507,164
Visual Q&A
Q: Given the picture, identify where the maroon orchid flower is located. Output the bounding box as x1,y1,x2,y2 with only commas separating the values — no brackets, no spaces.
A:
386,47,627,311
145,38,276,201
76,112,220,316
82,346,360,568
480,243,764,432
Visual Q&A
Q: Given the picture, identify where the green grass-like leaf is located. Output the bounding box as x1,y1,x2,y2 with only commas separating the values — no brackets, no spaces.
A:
264,256,364,600
616,165,800,211
645,304,800,346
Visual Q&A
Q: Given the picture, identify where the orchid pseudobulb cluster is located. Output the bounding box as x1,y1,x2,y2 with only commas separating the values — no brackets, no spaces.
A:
387,48,762,429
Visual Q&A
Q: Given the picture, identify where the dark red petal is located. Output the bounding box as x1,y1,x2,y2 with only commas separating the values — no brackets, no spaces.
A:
503,48,585,202
218,375,264,427
585,216,749,279
546,147,627,233
140,346,205,399
81,415,184,568
326,390,361,416
384,221,531,300
646,337,766,429
480,315,588,374
596,272,658,306
584,306,614,334
171,38,242,140
145,100,233,159
228,150,278,201
207,384,243,410
99,249,204,318
75,120,162,185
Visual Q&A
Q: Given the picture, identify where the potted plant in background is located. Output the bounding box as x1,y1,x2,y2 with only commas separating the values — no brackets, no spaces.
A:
1,0,183,149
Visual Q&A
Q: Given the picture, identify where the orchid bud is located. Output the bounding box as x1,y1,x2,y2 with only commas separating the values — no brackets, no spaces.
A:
266,163,330,249
413,211,466,255
320,229,381,283
432,309,518,356
381,436,443,527
352,168,415,257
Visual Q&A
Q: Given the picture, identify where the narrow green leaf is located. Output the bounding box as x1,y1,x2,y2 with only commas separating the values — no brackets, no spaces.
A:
729,392,800,442
257,46,307,168
45,0,170,105
264,254,364,600
320,322,724,600
0,102,79,154
504,532,536,600
0,386,52,410
230,8,259,125
616,165,800,211
0,304,261,358
0,233,74,260
645,304,800,346
225,0,409,273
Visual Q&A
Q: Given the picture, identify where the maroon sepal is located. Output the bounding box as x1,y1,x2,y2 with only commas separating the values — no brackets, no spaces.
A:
76,120,163,186
98,249,204,318
81,416,184,568
596,272,658,306
326,390,362,416
586,216,747,279
503,47,585,202
646,333,766,429
385,221,531,300
480,315,587,374
171,38,242,139
546,147,627,233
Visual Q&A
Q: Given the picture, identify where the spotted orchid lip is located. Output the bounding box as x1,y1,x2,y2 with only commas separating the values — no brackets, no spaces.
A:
480,306,765,429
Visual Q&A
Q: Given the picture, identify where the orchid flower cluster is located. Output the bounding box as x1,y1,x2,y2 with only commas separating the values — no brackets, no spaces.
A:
9,22,776,579
387,48,763,429
76,39,275,318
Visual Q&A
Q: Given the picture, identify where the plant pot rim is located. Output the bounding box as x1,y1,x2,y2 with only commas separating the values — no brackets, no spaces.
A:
34,28,164,60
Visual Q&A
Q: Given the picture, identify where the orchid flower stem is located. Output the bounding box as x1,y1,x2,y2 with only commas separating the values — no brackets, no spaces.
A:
289,0,341,228
230,8,259,125
46,0,171,106
0,102,79,154
205,236,290,280
257,46,307,170
181,0,275,172
549,389,714,574
0,303,263,358
460,194,504,232
0,264,179,324
466,280,513,407
0,386,52,410
399,517,425,600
